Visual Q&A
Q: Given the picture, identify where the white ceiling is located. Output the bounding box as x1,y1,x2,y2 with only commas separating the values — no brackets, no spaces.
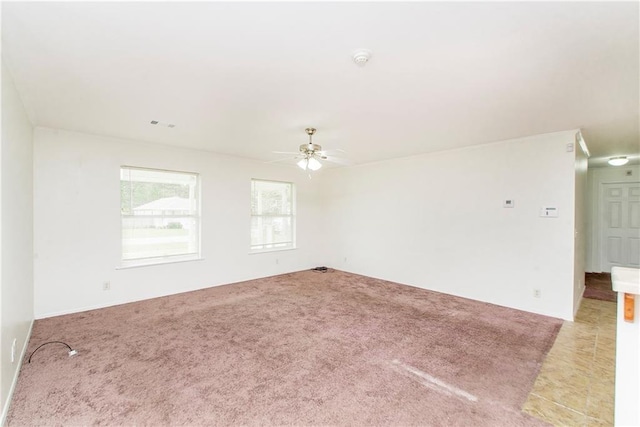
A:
2,2,639,167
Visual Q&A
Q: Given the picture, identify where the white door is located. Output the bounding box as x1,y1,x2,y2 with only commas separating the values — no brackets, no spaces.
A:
601,182,640,272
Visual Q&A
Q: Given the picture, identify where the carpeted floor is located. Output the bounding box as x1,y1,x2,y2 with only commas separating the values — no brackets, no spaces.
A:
584,273,616,302
8,270,561,426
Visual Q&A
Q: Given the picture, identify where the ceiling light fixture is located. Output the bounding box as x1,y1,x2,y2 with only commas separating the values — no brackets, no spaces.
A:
296,128,323,171
271,127,349,171
307,157,322,171
297,153,323,171
608,156,629,166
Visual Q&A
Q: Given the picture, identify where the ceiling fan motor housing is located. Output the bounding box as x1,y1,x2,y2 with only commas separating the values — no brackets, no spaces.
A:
300,143,322,154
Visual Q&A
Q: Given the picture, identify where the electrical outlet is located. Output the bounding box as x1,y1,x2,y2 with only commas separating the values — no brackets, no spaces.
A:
344,257,347,263
275,258,279,265
533,289,541,298
103,281,110,291
11,338,16,363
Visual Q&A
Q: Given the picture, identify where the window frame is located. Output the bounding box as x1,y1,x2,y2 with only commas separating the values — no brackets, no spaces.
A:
120,166,201,268
250,178,296,253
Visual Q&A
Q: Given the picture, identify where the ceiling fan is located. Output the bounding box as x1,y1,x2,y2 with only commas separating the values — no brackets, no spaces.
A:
271,128,350,171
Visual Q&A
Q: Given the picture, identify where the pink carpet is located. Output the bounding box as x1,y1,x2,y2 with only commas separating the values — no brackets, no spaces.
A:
8,270,559,426
584,273,616,302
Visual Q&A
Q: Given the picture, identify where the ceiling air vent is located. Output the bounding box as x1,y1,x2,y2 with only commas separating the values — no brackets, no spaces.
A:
150,120,175,128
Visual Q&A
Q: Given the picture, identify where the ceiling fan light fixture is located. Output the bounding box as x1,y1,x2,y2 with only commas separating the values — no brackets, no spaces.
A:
297,158,308,170
608,156,629,166
307,157,322,171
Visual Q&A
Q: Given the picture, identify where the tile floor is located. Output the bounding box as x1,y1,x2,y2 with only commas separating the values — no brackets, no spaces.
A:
523,298,617,426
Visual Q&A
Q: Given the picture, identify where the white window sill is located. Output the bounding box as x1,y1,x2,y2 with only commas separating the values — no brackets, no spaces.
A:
249,247,297,255
117,256,204,270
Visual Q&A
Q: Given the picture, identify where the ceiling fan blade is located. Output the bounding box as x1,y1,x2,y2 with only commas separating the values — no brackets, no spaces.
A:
318,148,346,156
321,155,354,166
272,151,300,155
264,155,300,164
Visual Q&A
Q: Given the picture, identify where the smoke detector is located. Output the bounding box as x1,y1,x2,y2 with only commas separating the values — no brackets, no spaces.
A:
352,49,372,66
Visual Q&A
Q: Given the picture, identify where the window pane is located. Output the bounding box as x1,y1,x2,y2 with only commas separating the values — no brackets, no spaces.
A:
122,217,198,260
121,167,200,264
250,216,293,249
251,180,292,215
250,179,295,251
122,170,197,216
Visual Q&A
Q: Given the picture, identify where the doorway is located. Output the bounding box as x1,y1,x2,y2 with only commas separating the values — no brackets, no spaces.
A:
600,182,640,272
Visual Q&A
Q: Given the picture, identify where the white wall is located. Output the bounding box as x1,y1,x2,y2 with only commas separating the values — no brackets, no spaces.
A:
31,124,593,322
33,127,326,318
586,165,640,273
321,131,579,320
1,63,34,421
572,136,589,315
612,268,640,426
32,127,590,321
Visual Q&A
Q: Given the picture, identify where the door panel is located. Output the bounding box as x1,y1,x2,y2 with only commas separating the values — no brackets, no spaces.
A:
609,202,622,228
607,237,622,264
601,183,640,271
630,238,640,267
608,187,623,197
630,201,640,228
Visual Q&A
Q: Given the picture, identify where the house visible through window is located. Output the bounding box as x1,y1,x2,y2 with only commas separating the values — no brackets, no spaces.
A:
121,167,200,266
251,179,295,252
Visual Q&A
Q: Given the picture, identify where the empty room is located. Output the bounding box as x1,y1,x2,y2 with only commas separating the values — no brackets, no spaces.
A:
1,1,639,426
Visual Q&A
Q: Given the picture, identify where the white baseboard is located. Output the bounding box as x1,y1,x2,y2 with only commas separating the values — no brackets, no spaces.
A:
36,301,121,319
1,319,34,426
573,284,586,319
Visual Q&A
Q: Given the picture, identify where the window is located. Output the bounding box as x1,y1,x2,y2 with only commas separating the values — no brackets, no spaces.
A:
250,179,295,252
121,167,200,266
